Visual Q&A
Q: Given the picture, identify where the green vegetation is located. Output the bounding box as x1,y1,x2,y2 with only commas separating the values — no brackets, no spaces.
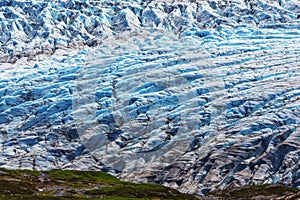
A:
1,168,299,200
45,170,120,184
0,168,197,200
84,183,184,199
207,184,300,199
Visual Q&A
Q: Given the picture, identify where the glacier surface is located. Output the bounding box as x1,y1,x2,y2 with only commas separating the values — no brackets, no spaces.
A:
1,0,300,196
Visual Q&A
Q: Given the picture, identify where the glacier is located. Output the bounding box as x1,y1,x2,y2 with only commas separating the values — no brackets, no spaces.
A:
1,0,300,196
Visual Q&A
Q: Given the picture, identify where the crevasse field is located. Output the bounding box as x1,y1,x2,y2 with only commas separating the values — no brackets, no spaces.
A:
0,0,300,196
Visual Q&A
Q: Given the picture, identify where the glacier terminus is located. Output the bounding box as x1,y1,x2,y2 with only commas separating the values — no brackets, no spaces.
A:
0,0,300,196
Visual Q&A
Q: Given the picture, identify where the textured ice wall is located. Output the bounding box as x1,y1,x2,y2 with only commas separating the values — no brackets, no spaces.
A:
1,0,300,196
73,28,300,195
1,0,300,62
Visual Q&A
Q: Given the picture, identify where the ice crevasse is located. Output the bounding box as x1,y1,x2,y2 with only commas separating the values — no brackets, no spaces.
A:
0,0,300,196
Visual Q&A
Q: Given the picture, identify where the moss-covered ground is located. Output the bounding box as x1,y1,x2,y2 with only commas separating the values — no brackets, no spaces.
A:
207,184,300,199
0,168,196,200
1,168,300,200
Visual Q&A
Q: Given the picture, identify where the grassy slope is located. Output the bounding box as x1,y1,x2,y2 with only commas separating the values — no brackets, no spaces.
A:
0,168,196,200
0,168,300,200
207,184,300,200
